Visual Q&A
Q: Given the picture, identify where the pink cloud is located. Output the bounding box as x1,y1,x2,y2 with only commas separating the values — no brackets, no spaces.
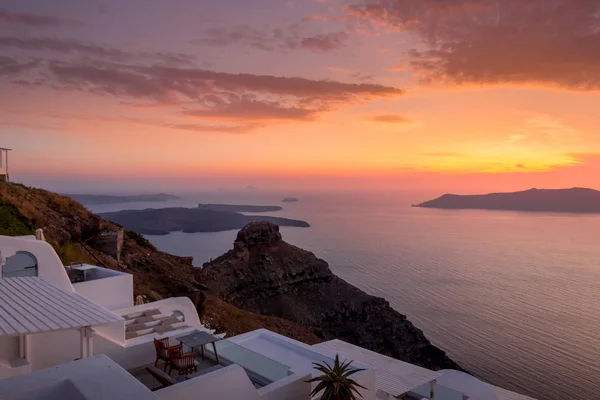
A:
347,0,600,90
41,61,403,108
194,25,349,53
184,97,324,121
0,36,197,65
0,7,83,28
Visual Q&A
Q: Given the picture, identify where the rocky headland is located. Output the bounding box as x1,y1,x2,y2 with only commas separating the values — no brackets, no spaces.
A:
99,207,309,235
200,221,462,371
414,187,600,213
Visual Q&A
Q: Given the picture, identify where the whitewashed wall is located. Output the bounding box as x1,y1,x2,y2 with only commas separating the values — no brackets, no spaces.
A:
353,369,376,400
0,337,19,365
257,372,312,400
94,335,156,371
26,330,81,371
156,364,261,400
0,336,29,379
74,272,133,310
26,328,176,372
20,296,207,372
0,237,72,290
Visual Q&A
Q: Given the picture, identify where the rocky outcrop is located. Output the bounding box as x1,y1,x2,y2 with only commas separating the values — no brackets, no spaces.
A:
200,221,462,371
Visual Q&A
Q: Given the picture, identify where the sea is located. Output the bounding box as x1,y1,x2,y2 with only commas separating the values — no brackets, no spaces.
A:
88,189,600,400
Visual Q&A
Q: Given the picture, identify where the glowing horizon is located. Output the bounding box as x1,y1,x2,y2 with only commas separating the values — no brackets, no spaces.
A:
2,0,600,193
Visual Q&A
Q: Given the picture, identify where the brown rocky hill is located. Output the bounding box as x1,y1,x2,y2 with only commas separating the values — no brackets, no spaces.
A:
200,221,462,371
0,182,320,344
0,182,198,298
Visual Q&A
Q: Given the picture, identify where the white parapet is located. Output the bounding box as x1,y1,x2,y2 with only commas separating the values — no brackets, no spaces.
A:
156,364,260,400
72,265,133,310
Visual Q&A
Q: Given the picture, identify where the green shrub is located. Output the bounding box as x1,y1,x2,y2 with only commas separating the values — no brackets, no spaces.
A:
126,230,157,250
55,243,89,265
0,199,34,236
306,354,367,400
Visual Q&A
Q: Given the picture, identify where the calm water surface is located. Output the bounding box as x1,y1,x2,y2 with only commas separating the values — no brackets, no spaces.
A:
90,191,600,400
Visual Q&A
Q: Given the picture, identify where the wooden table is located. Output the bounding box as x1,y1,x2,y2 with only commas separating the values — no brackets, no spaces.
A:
176,331,221,364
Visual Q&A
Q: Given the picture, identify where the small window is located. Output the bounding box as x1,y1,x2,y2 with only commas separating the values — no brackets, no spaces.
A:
2,251,38,278
171,310,185,323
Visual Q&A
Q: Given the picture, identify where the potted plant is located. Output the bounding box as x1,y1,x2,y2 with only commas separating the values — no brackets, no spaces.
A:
306,354,367,400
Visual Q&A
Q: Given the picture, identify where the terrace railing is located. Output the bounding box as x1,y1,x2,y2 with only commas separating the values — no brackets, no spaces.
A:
209,340,290,385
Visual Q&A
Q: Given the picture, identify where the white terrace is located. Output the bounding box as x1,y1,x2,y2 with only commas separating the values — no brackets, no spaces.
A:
0,234,537,400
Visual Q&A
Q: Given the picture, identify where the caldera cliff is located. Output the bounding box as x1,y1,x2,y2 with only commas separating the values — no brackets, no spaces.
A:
0,182,320,344
200,221,462,371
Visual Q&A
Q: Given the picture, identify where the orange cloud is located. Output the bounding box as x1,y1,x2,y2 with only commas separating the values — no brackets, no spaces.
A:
386,65,408,72
348,0,600,90
184,98,324,121
365,114,409,123
0,60,403,128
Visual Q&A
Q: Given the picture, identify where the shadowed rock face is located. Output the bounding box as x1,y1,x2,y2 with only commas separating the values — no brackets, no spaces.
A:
234,221,282,249
201,222,463,371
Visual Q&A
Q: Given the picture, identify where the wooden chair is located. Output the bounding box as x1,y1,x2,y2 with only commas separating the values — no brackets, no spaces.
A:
153,338,182,371
168,346,197,376
146,366,176,391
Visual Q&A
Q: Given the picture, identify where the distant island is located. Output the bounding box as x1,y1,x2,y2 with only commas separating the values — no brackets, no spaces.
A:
99,207,309,235
413,188,600,213
198,204,282,212
282,197,299,202
66,193,181,205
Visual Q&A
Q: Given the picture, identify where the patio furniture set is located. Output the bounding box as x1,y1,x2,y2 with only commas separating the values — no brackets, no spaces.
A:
148,330,222,390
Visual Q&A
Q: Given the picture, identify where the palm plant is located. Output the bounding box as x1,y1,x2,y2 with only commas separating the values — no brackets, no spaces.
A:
306,354,367,400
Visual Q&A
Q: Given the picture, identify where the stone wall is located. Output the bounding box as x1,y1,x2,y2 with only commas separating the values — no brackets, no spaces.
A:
92,228,124,263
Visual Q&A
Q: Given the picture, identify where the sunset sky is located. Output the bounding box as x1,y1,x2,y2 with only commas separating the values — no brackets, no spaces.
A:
1,0,600,192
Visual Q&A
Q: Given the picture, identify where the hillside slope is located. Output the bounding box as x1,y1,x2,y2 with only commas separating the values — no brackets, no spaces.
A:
0,182,198,298
0,182,320,343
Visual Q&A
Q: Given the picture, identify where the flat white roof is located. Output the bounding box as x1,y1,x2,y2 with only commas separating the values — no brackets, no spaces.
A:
492,386,537,400
315,340,537,400
230,330,324,370
0,277,123,335
315,339,439,396
228,329,370,374
0,355,157,400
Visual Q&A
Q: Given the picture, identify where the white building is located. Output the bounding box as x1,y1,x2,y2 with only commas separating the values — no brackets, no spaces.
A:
0,234,536,400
